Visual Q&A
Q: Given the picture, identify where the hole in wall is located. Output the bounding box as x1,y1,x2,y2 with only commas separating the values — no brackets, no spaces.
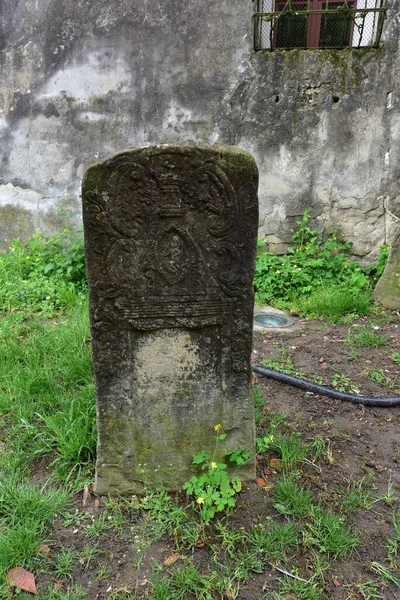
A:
332,95,340,104
275,95,280,103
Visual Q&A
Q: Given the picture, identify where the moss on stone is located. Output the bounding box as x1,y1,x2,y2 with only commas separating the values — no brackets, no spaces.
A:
0,205,34,248
374,231,400,310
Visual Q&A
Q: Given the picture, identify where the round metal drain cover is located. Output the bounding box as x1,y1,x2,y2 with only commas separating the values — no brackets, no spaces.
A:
253,312,294,328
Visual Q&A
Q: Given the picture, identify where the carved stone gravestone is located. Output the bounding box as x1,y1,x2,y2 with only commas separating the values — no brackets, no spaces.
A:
82,146,259,494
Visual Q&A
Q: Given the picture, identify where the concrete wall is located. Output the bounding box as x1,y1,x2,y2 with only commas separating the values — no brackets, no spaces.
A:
1,0,399,261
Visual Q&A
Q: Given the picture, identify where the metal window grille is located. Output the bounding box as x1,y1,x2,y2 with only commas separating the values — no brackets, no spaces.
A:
254,0,388,50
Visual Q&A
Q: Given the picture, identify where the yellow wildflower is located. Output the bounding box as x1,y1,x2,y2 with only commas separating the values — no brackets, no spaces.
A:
275,270,280,274
211,462,217,469
197,497,205,505
46,296,51,300
26,256,30,260
269,435,274,442
214,424,222,431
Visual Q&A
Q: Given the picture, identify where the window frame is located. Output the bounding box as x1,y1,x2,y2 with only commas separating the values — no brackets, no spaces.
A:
253,0,388,51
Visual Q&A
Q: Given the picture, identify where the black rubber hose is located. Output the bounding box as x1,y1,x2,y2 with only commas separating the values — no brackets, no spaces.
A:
252,364,400,407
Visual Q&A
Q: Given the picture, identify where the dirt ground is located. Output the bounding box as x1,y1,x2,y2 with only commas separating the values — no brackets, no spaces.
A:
40,312,400,599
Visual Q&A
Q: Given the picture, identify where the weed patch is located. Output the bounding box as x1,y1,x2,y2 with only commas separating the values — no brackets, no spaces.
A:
254,210,373,310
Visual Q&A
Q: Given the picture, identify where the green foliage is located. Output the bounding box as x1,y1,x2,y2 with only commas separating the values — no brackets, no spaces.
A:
182,427,248,522
346,325,387,348
331,372,352,392
249,521,300,562
140,490,188,537
297,284,371,322
271,475,314,517
0,301,96,481
0,224,86,314
259,431,310,471
391,352,400,365
52,547,76,579
336,476,375,513
0,477,70,579
254,210,371,306
23,386,97,481
364,243,390,286
305,506,360,558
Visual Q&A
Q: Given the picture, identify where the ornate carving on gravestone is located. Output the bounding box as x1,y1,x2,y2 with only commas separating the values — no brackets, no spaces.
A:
82,146,259,494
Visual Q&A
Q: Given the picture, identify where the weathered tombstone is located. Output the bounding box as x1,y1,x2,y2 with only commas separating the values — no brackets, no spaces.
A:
374,229,400,310
82,146,259,494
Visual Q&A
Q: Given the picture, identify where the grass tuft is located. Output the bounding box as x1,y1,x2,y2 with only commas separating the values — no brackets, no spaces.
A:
298,284,371,323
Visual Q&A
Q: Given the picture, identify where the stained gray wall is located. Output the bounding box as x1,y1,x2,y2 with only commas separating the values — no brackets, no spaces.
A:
1,0,399,261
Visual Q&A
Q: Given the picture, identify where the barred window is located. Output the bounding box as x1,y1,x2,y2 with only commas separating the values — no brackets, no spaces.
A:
254,0,388,50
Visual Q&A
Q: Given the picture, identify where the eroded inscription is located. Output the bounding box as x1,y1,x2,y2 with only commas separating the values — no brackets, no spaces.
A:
83,146,259,494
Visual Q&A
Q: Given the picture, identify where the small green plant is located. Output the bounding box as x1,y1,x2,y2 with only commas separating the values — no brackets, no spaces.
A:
79,543,99,568
364,243,390,285
346,326,387,348
370,562,400,586
83,515,110,538
298,284,371,322
277,575,324,600
260,346,306,378
0,221,86,314
254,210,371,307
271,476,314,517
139,490,199,550
45,585,87,600
253,387,265,426
391,352,400,365
262,432,310,471
375,478,398,505
336,476,375,513
0,477,70,580
182,425,249,522
331,372,352,393
353,580,385,599
369,369,393,387
53,547,76,579
249,521,300,563
386,511,400,567
306,506,360,558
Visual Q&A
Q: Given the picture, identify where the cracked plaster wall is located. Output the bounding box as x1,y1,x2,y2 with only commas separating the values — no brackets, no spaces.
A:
1,0,399,261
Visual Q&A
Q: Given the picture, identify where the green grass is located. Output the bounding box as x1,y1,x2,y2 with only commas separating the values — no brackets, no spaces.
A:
391,352,400,365
0,300,96,480
0,477,70,582
335,476,375,513
52,547,76,579
271,475,314,517
305,506,361,558
0,229,396,599
260,346,306,378
298,284,372,323
269,432,310,471
254,210,374,310
346,325,387,348
248,521,300,562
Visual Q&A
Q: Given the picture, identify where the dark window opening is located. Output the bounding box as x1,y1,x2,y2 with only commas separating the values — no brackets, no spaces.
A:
254,0,388,51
